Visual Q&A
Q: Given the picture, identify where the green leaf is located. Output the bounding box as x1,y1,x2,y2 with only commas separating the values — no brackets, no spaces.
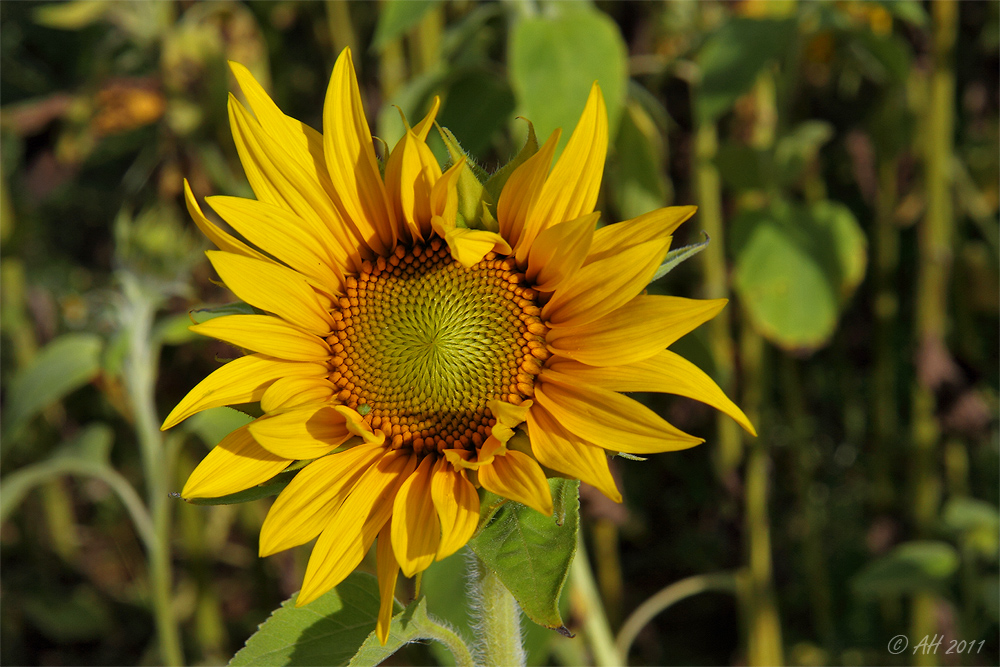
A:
153,312,202,346
34,0,112,29
438,68,516,159
229,572,400,666
189,301,259,324
371,0,442,52
610,98,668,220
774,121,833,188
851,541,960,598
509,4,628,150
53,423,114,464
942,498,1000,560
650,232,710,283
731,200,866,352
346,596,436,666
468,479,580,630
696,18,797,123
3,333,103,443
876,0,928,26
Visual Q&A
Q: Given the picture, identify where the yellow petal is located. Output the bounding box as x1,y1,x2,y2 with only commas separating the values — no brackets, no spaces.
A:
478,450,553,516
189,314,330,362
259,442,384,556
385,130,443,242
496,129,560,250
430,159,463,225
376,521,399,646
439,225,512,268
182,425,290,499
184,180,268,260
162,354,327,430
587,206,696,265
516,83,607,263
297,450,416,606
525,212,598,292
542,237,671,328
526,404,621,503
547,296,727,367
249,404,355,459
548,351,757,436
207,196,345,291
259,375,336,414
535,369,703,453
391,456,441,578
431,458,479,560
411,96,441,140
206,251,334,335
323,48,396,256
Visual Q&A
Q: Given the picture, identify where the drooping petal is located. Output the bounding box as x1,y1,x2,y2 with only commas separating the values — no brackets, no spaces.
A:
259,375,336,413
542,237,671,328
586,205,696,265
206,251,334,334
376,521,399,646
496,130,560,250
182,425,290,499
189,314,330,362
437,223,512,268
525,212,598,292
535,369,703,453
248,404,357,459
323,48,396,255
478,450,553,516
258,442,384,556
390,456,441,578
526,404,621,503
548,351,757,436
385,129,443,242
431,458,479,560
161,354,327,430
207,196,345,290
297,450,417,606
515,83,607,263
547,296,727,367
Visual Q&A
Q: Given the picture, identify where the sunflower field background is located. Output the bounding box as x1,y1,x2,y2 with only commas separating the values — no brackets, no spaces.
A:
1,1,998,666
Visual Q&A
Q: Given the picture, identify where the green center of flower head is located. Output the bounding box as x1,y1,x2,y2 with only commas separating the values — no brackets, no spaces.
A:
329,238,547,455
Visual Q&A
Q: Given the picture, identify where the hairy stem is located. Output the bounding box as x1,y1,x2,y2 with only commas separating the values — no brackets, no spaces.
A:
470,555,525,667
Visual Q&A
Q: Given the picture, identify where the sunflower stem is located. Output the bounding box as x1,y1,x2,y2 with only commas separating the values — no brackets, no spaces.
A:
470,555,525,667
422,615,477,667
571,530,621,667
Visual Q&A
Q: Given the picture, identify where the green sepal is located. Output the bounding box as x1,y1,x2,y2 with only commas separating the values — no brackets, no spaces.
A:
648,232,711,284
189,300,260,324
177,467,299,506
436,123,492,230
615,452,648,462
483,119,539,211
479,201,500,233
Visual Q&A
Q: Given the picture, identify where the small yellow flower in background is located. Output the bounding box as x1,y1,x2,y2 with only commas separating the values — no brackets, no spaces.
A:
162,48,755,645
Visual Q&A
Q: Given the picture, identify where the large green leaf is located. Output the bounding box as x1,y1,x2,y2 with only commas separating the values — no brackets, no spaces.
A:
509,4,627,150
731,200,866,352
851,541,960,598
229,573,400,666
468,479,580,630
942,498,1000,560
696,18,796,123
346,596,439,667
3,333,103,444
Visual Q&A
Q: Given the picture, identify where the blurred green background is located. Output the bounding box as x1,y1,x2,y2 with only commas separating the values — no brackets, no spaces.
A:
1,1,997,665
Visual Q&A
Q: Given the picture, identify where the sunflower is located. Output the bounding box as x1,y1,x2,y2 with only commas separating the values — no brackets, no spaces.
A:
163,48,755,644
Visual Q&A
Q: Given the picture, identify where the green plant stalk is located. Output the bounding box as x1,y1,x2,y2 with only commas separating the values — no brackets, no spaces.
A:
872,156,900,511
325,0,358,63
693,119,741,477
570,531,620,667
122,275,183,666
422,618,477,667
740,323,783,667
615,572,737,660
910,2,957,663
471,555,525,667
410,4,443,76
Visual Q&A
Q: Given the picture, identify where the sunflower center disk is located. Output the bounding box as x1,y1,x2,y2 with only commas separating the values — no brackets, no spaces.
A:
329,239,547,455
